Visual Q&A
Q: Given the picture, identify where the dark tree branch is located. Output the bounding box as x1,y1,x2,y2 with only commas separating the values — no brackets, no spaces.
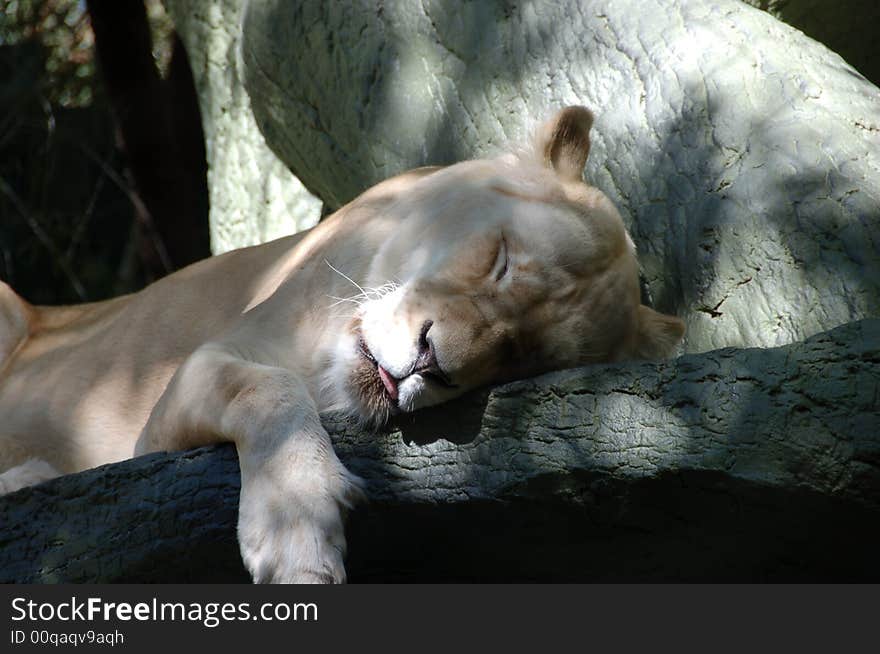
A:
86,0,210,276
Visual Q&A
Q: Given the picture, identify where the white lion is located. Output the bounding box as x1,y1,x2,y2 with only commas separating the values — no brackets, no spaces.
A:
0,107,684,582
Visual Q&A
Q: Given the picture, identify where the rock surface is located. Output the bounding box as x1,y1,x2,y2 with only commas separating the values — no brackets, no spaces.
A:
2,319,877,582
240,0,880,354
744,0,880,86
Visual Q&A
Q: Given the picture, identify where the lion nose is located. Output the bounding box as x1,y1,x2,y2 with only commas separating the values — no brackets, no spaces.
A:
412,320,454,387
414,320,436,371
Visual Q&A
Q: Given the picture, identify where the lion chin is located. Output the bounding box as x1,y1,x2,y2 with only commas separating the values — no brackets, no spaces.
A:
347,323,399,426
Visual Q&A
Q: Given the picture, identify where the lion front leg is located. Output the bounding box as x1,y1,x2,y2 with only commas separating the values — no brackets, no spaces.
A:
136,345,364,583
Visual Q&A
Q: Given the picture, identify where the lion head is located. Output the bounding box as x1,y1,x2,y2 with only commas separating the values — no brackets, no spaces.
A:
333,107,684,424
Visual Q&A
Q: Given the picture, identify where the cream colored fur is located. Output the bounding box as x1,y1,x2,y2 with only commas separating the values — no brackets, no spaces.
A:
0,107,684,583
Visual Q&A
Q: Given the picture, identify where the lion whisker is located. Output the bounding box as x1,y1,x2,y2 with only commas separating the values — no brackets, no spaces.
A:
325,259,368,296
327,295,366,308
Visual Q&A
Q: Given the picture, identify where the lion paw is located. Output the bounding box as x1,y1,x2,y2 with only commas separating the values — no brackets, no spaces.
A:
236,470,364,584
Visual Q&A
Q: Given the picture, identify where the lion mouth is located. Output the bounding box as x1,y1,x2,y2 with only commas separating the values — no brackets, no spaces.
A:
350,323,459,422
356,334,399,405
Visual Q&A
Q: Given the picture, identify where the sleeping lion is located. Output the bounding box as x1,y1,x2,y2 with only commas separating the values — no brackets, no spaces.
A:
0,107,684,583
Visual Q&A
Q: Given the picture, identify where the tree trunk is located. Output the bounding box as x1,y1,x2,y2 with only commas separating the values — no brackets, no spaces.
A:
87,0,211,275
1,319,877,582
160,0,323,254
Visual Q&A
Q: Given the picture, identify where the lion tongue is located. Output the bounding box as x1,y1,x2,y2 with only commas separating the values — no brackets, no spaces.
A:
377,365,399,401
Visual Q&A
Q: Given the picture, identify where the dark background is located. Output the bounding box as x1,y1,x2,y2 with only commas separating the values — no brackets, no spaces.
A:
1,0,209,306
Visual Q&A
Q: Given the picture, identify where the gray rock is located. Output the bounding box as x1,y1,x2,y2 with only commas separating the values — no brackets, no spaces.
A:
240,0,880,353
1,319,877,582
743,0,880,86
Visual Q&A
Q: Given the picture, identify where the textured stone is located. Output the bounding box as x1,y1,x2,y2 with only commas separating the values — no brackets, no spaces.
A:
162,0,322,253
239,0,880,354
1,319,877,582
743,1,880,86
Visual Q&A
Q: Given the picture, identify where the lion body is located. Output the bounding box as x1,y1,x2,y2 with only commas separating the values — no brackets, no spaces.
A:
0,108,684,582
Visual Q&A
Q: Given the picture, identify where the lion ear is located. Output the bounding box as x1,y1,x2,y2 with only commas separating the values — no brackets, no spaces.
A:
632,305,686,359
536,106,594,182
